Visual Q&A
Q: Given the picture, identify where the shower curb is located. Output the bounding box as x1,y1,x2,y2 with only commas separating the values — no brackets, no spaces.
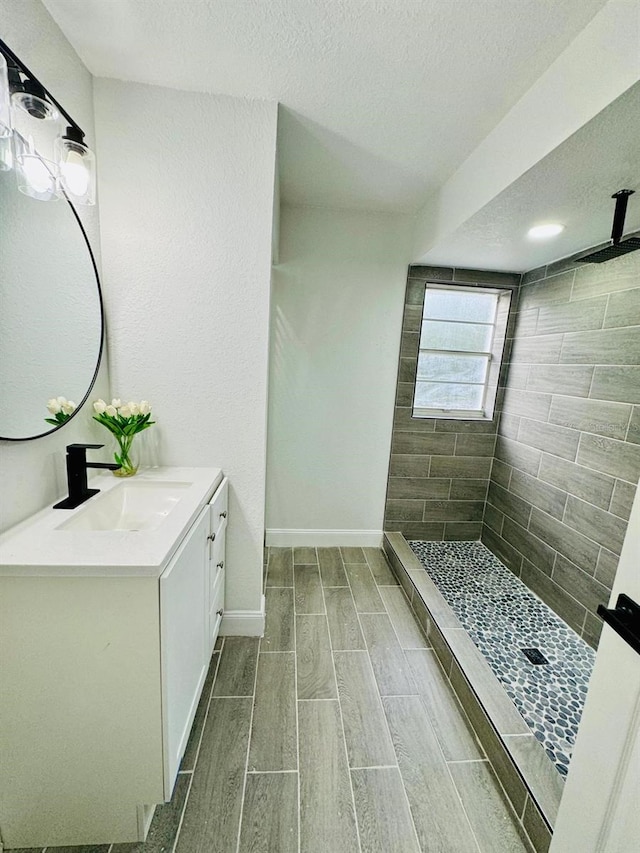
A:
384,531,563,853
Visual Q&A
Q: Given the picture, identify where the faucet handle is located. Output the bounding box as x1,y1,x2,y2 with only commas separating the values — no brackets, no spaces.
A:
53,445,106,510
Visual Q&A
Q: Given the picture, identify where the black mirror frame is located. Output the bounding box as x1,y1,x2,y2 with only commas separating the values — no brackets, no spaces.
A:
0,193,105,442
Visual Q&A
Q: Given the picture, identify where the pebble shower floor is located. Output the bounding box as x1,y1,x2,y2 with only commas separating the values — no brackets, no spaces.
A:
409,540,596,778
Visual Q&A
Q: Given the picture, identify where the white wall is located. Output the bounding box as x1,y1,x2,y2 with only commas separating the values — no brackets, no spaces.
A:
266,205,412,546
0,0,109,533
93,79,277,618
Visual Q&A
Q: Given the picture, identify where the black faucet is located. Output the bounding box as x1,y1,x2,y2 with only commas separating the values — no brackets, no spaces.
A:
53,443,121,510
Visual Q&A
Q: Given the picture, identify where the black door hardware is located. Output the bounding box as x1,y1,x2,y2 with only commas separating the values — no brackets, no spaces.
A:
597,594,640,656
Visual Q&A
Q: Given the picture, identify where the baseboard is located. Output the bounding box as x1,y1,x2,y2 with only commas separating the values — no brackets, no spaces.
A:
220,596,265,636
265,529,383,547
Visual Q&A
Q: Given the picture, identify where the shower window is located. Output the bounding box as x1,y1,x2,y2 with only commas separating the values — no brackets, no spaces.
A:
412,284,511,419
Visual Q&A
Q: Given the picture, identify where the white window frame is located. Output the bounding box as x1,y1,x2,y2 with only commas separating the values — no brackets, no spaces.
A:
412,283,510,421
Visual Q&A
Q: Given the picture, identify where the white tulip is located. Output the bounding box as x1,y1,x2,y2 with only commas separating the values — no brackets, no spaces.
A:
93,399,107,414
57,396,68,405
128,401,139,415
111,398,121,408
47,398,62,414
119,404,132,418
61,400,76,415
105,405,117,417
139,400,151,415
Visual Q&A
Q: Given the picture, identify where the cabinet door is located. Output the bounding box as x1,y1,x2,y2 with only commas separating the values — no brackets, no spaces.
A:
160,505,209,797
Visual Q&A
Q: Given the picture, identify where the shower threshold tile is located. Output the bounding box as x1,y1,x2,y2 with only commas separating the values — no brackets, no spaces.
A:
504,735,565,825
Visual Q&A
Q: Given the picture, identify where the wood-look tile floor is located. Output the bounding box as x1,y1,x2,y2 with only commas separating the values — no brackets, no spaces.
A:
10,547,533,853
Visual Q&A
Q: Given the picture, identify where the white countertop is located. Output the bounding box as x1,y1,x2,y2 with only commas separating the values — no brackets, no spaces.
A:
0,466,223,577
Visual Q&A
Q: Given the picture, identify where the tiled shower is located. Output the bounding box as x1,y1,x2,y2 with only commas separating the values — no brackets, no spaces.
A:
385,249,640,650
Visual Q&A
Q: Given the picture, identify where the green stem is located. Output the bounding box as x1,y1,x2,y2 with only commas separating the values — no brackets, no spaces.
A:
115,433,137,475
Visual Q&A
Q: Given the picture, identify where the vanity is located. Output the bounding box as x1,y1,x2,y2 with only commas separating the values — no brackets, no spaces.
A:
0,467,227,848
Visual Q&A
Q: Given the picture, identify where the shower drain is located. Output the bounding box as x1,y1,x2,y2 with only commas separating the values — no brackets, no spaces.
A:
521,647,549,665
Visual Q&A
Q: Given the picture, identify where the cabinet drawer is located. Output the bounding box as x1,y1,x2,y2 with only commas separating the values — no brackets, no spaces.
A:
208,569,225,653
209,524,226,598
208,477,228,532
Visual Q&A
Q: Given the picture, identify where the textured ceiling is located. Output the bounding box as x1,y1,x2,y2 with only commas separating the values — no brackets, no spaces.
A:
42,0,610,213
419,82,640,271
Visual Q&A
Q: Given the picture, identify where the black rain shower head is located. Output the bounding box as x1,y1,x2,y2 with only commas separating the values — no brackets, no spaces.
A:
575,189,640,264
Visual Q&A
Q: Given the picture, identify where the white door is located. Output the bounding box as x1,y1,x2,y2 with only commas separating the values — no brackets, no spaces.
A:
551,486,640,852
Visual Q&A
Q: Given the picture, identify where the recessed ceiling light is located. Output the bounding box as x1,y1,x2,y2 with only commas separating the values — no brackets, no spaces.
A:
527,223,565,240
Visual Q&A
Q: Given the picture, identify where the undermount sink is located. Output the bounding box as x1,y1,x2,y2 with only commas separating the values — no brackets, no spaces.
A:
57,481,193,532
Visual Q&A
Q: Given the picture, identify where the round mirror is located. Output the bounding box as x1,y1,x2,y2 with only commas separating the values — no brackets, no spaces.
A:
0,167,103,440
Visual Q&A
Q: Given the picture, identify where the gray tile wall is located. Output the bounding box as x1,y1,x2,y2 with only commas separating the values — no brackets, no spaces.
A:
483,250,640,648
384,266,519,542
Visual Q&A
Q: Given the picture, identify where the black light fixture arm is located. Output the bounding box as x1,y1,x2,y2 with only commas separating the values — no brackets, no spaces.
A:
0,36,86,141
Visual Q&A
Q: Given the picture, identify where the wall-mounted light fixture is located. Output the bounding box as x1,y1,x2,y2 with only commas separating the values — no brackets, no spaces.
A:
0,39,96,205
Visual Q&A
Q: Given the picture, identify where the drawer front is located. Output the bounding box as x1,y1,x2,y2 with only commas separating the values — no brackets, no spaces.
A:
209,524,226,599
208,477,228,532
208,569,225,653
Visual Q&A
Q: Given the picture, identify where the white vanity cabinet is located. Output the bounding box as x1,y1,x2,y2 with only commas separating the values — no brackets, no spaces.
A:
0,467,227,849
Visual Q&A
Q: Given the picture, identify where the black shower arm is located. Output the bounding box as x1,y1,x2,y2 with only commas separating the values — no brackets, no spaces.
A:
611,189,635,245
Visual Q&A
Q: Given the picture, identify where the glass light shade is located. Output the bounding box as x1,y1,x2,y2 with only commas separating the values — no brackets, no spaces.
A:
55,133,96,205
0,53,11,138
12,130,59,200
11,91,61,200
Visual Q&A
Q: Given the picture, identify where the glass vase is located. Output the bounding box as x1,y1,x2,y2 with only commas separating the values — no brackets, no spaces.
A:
111,433,139,478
